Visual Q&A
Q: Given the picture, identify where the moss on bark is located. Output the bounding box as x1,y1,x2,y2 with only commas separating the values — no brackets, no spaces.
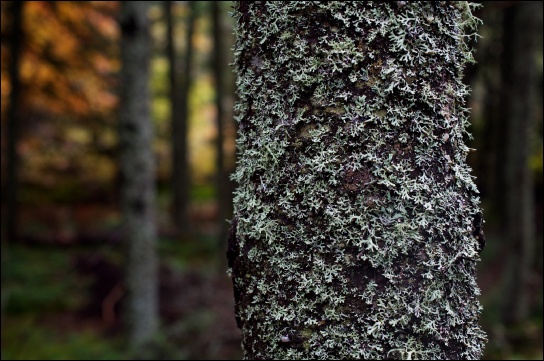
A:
229,2,486,359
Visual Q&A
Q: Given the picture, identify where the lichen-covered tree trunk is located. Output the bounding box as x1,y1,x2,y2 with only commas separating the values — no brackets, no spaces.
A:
228,2,486,359
119,1,158,348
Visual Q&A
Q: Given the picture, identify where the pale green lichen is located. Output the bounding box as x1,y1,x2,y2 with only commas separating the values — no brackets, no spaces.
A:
228,1,486,359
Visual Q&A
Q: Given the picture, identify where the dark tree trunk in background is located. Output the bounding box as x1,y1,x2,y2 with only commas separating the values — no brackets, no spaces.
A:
228,2,486,359
166,0,185,236
171,1,194,236
212,1,229,249
5,1,24,242
465,2,504,215
119,1,158,348
499,1,539,325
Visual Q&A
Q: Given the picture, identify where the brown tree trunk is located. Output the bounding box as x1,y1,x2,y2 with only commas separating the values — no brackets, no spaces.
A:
212,1,229,250
171,1,194,237
119,1,158,348
5,1,24,243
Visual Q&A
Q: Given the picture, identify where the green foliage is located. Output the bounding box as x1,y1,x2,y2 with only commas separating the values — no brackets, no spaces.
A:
159,234,220,271
1,233,238,360
191,184,217,202
1,244,123,360
5,246,88,315
2,317,124,360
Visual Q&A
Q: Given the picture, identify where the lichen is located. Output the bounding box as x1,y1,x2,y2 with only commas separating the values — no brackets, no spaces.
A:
228,2,486,359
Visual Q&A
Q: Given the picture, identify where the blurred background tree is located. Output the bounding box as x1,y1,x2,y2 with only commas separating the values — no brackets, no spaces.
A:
119,0,158,350
167,0,193,238
466,1,543,359
0,1,541,360
5,0,22,244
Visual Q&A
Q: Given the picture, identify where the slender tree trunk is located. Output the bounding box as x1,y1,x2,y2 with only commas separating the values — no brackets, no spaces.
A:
499,1,539,325
166,0,183,236
465,2,503,214
119,1,158,348
171,1,194,236
5,1,24,242
228,2,486,359
212,1,229,249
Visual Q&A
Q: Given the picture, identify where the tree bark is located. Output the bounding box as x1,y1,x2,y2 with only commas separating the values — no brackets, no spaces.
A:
499,1,539,325
171,1,194,236
228,2,486,359
119,1,158,348
5,0,24,243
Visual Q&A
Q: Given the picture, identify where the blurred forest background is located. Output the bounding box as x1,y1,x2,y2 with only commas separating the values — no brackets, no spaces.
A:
0,1,542,360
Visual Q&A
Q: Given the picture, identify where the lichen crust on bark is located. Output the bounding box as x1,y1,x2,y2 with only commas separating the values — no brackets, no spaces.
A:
229,2,486,359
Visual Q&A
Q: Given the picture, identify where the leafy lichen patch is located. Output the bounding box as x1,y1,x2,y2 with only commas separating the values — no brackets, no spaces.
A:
229,1,485,359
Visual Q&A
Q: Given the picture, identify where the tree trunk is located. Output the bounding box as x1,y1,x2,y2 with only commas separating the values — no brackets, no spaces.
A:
5,0,24,243
499,1,539,325
212,1,229,249
166,0,183,236
119,1,158,348
171,1,194,236
228,2,486,359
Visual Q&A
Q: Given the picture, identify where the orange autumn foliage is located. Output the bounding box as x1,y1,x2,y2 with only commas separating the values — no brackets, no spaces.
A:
2,1,120,118
1,1,121,200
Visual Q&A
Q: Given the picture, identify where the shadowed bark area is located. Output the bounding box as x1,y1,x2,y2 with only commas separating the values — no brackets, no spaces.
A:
119,1,158,348
229,2,486,359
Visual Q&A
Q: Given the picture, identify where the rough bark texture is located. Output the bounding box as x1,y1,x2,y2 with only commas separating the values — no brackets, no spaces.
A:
229,2,486,359
5,0,24,242
119,1,158,348
499,2,539,325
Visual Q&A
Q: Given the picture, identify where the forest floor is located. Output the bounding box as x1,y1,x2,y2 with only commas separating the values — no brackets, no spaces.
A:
1,202,542,360
1,204,243,360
